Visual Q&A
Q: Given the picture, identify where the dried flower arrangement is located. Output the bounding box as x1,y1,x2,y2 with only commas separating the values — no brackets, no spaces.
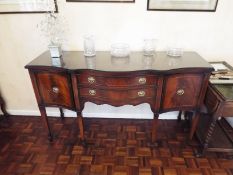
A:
37,0,67,59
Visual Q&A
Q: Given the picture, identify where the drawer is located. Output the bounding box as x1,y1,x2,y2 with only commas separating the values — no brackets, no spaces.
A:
36,72,74,108
222,102,233,117
77,74,157,87
162,74,203,111
79,87,156,102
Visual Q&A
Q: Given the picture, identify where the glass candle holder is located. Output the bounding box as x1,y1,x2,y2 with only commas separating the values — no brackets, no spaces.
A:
143,39,157,56
167,47,183,57
111,43,130,58
83,35,96,57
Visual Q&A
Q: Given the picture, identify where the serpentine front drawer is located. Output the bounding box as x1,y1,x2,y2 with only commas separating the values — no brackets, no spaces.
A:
78,87,156,106
77,72,158,87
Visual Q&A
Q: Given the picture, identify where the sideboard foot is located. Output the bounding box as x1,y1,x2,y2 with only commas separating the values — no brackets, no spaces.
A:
48,132,59,142
195,152,203,158
48,134,53,142
194,149,205,158
79,139,87,147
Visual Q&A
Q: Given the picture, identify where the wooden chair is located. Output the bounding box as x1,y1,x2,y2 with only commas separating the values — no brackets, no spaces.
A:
0,93,9,118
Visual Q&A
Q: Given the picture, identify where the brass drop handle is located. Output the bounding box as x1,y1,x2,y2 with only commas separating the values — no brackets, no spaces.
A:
89,89,96,96
176,89,185,96
138,77,146,84
138,90,146,97
52,87,59,93
88,76,95,84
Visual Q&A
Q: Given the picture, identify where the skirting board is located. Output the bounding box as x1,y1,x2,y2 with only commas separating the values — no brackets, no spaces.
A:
4,102,233,126
6,103,179,120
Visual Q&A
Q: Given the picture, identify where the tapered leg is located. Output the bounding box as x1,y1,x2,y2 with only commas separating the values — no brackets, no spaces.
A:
150,113,159,147
177,110,182,122
184,111,190,121
77,112,86,145
181,111,192,132
59,108,64,119
189,111,200,140
39,106,53,141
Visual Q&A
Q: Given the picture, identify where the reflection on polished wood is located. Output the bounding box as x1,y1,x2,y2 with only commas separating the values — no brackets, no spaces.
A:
26,51,212,72
25,51,214,144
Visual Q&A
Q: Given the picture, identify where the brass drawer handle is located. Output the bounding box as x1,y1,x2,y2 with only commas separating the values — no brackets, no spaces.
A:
177,89,185,96
138,90,146,97
52,87,59,93
138,77,147,84
89,89,96,96
88,76,95,84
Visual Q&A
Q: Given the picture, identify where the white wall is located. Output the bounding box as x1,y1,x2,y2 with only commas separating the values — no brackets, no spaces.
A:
0,0,233,119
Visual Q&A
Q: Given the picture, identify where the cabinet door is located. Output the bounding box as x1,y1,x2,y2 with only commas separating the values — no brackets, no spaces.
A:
36,72,74,108
162,74,203,111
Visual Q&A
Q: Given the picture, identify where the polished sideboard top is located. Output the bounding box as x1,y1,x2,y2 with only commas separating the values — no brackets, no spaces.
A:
25,51,213,72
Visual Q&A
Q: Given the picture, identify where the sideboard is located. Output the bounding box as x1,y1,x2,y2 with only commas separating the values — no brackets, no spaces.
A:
25,51,213,145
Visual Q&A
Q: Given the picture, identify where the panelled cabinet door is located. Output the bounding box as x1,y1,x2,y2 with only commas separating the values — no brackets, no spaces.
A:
35,72,74,108
162,74,203,111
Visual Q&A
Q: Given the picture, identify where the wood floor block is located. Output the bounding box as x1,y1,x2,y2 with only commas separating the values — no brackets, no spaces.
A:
65,164,80,174
136,147,151,157
196,158,211,168
0,116,232,175
163,168,178,175
171,157,186,168
149,158,163,167
57,155,71,164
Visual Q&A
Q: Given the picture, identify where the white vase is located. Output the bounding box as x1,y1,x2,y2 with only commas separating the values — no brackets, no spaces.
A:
51,57,64,67
48,45,62,58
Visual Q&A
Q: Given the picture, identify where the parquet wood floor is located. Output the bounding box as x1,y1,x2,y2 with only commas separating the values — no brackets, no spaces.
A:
0,116,232,175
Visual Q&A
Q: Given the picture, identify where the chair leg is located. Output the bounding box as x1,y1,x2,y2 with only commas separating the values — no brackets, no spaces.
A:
0,96,9,117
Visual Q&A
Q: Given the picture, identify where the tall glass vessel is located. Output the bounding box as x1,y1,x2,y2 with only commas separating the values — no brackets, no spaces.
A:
83,35,96,57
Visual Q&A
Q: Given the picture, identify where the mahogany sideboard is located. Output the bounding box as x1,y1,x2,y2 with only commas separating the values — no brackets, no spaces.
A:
25,51,213,145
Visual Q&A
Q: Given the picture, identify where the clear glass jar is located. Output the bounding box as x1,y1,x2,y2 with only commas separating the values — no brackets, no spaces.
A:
83,35,96,57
